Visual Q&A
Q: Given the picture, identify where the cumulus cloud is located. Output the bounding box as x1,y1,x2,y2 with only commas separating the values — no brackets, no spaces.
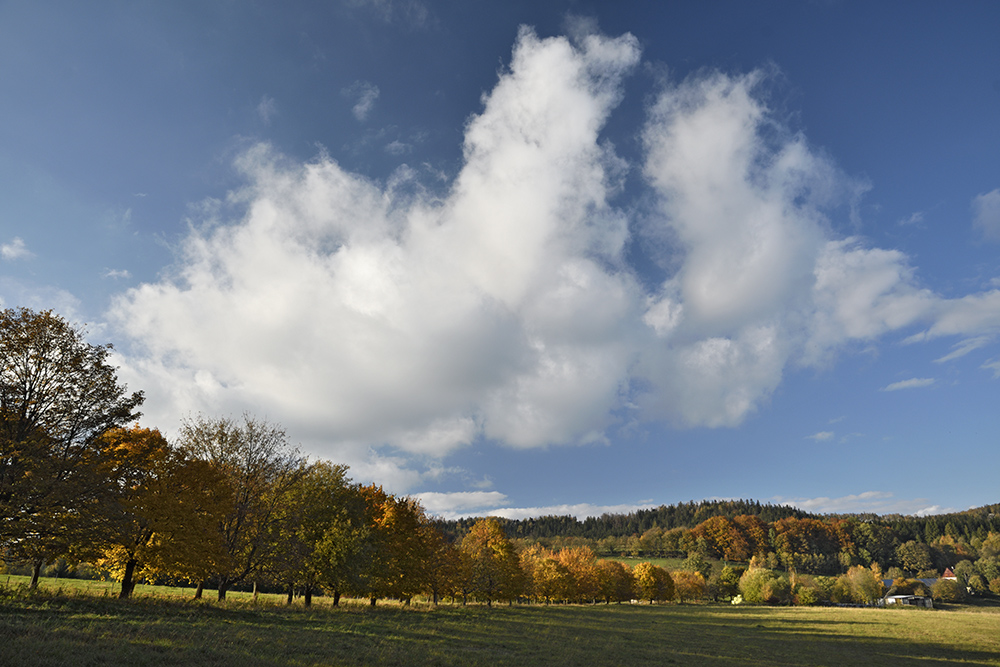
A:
1,237,31,261
342,81,380,121
108,27,1000,487
973,188,1000,240
881,377,935,392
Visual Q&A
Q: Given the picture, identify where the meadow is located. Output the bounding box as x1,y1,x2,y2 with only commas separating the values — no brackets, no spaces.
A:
3,576,1000,666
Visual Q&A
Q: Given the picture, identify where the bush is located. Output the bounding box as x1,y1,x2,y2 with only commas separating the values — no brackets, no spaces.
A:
989,578,1000,596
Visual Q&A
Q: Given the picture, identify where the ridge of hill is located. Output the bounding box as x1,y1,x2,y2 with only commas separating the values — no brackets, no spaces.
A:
433,498,1000,544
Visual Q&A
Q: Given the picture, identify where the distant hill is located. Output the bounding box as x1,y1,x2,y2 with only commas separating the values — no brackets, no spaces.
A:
433,498,814,542
432,498,1000,545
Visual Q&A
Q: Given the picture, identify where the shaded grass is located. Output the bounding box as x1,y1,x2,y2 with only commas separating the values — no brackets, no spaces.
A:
2,578,1000,666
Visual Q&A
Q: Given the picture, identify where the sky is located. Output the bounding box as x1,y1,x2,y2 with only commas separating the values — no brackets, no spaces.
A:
2,1,999,521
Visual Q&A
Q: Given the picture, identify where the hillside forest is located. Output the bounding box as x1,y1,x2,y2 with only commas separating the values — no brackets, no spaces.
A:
3,307,1000,607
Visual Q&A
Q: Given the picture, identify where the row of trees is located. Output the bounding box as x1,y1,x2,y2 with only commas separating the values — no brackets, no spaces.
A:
453,513,1000,579
4,307,999,608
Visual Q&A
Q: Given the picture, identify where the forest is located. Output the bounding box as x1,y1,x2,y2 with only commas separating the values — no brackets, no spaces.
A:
3,306,1000,608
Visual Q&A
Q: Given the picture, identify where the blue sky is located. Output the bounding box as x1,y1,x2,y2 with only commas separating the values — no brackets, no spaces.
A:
2,1,999,520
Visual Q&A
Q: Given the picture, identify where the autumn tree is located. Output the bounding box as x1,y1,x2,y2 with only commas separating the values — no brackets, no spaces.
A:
671,570,706,603
0,308,144,587
178,414,307,600
521,544,569,603
352,485,439,605
96,426,231,598
461,518,524,607
595,559,634,604
632,562,673,603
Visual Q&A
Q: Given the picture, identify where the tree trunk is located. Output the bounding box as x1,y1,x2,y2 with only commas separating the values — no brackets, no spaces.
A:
304,585,312,607
253,580,259,602
119,558,137,599
194,581,204,599
286,584,294,605
217,580,229,601
370,596,377,607
332,590,341,607
29,559,42,590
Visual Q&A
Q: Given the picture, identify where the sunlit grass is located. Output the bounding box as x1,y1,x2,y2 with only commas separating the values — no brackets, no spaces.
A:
2,576,1000,666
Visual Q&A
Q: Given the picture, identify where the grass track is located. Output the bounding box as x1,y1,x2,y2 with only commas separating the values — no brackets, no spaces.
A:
2,577,1000,666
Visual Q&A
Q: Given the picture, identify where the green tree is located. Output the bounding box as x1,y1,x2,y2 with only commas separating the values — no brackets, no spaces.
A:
931,578,965,603
896,540,934,575
0,308,144,587
715,564,744,600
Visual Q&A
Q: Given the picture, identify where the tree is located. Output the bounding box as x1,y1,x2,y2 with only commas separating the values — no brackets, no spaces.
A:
96,426,232,598
178,414,306,600
715,565,744,601
0,308,144,587
632,562,673,603
595,559,634,604
896,540,934,575
263,460,352,606
672,570,706,603
460,518,524,607
931,578,966,603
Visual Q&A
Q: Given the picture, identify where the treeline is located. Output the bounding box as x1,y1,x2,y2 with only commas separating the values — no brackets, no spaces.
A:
436,499,811,543
442,506,1000,579
4,307,1000,608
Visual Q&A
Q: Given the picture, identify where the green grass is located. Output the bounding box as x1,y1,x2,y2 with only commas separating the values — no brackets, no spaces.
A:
3,576,1000,666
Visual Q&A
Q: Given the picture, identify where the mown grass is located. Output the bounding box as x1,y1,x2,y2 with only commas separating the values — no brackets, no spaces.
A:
3,576,1000,666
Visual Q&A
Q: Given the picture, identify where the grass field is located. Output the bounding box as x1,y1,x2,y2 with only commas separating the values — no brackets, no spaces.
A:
3,576,1000,666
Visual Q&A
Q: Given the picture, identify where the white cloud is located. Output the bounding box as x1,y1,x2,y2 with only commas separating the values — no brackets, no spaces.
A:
806,431,834,441
774,491,951,516
112,28,643,460
483,501,658,522
343,81,380,121
415,497,660,521
1,237,31,261
414,491,508,515
881,377,935,392
384,140,411,155
973,188,1000,241
981,358,1000,379
898,211,924,226
108,27,1000,474
257,95,277,124
103,268,132,280
0,277,82,321
934,335,992,363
